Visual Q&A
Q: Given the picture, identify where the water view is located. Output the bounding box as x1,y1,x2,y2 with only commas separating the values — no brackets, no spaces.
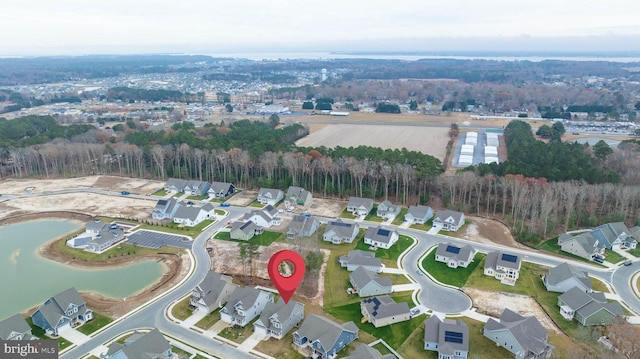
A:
0,219,165,319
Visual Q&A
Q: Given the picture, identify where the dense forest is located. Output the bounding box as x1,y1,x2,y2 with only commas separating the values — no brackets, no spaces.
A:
0,116,93,148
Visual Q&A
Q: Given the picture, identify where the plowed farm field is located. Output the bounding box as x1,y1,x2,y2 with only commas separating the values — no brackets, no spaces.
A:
295,124,449,160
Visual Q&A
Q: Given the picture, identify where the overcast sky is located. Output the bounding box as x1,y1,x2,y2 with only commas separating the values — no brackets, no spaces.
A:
2,0,640,56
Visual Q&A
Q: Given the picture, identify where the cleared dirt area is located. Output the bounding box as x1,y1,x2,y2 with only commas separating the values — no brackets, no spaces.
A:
461,216,530,250
463,288,560,333
224,190,258,206
304,198,345,218
0,176,164,195
296,124,450,160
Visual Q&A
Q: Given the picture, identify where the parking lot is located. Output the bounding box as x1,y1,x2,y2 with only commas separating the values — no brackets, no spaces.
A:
126,230,192,249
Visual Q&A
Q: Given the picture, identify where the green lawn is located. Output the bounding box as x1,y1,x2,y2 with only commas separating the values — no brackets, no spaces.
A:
391,207,408,226
77,313,112,335
537,239,606,266
398,320,431,358
364,206,383,222
214,230,285,246
214,209,226,216
355,235,414,268
322,229,365,308
186,194,208,200
254,330,306,359
171,346,191,358
153,189,168,196
53,235,184,263
26,317,45,338
459,317,520,359
409,218,434,231
248,200,265,208
325,293,420,350
421,250,484,287
372,342,394,356
58,337,72,351
218,318,257,344
194,309,221,330
591,277,610,292
604,250,626,264
379,272,412,285
628,247,640,258
340,208,357,219
171,297,193,321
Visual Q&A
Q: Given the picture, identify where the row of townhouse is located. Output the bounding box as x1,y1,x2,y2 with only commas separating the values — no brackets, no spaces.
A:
152,197,216,227
557,222,638,262
164,178,235,198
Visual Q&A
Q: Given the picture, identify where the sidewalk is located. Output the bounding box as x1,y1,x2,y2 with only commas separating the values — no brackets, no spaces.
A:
58,325,91,346
181,310,207,328
237,332,265,352
613,248,635,261
392,283,420,292
380,267,406,274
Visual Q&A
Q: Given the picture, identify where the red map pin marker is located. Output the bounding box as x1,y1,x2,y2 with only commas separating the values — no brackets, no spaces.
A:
268,250,305,304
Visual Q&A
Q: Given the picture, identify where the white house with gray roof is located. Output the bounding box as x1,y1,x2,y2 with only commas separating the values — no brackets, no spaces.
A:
66,219,125,253
230,221,263,241
208,181,235,199
324,220,359,244
557,232,605,261
433,210,466,232
361,295,411,328
173,203,215,227
364,225,399,249
163,178,187,193
243,205,282,228
435,243,476,268
190,271,238,313
405,205,434,224
257,188,284,206
286,186,313,207
557,287,624,326
152,198,181,220
483,309,553,359
542,262,592,293
424,315,469,359
376,200,401,220
350,266,392,297
484,251,522,286
288,215,320,239
0,314,38,340
254,298,304,340
347,197,374,216
220,287,274,327
589,222,637,250
31,287,93,336
293,314,359,359
102,328,172,359
184,180,211,196
343,344,395,359
339,250,384,272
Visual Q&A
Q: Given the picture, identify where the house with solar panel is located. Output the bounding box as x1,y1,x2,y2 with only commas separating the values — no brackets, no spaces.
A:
152,198,181,220
424,316,469,359
482,309,553,359
364,225,399,249
349,266,392,297
347,197,374,216
435,242,476,268
293,314,359,359
339,250,384,272
433,210,466,232
484,251,522,286
208,181,235,199
323,220,360,244
230,221,264,241
361,295,411,328
557,287,624,326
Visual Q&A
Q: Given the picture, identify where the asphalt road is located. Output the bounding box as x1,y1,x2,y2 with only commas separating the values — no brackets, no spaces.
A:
611,260,640,314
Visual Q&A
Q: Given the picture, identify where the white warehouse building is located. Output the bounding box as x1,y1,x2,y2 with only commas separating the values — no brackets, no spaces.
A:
461,144,475,156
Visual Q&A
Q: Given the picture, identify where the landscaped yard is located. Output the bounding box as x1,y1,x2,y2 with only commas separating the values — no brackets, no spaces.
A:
218,319,257,344
591,277,610,292
214,209,226,216
391,207,408,225
421,250,484,288
248,200,265,208
379,272,412,285
604,250,626,264
355,235,414,268
171,297,193,321
325,293,420,350
322,229,366,308
253,331,306,359
77,313,113,335
537,239,606,267
364,206,383,222
186,194,208,200
53,235,184,263
409,218,434,231
340,208,357,220
214,230,285,246
628,247,640,258
58,337,72,351
194,309,221,330
153,189,168,196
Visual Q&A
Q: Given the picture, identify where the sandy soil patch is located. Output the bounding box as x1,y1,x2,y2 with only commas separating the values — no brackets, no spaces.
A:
458,216,530,250
224,190,258,206
295,124,450,160
303,198,345,218
0,177,99,195
208,239,329,306
0,193,154,219
463,287,560,333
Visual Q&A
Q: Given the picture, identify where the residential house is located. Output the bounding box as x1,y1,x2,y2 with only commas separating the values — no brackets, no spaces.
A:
293,314,359,359
557,232,605,261
190,271,238,313
339,250,384,272
405,205,434,225
230,221,263,241
542,262,592,293
220,287,274,327
184,180,211,196
364,226,399,249
253,298,304,340
102,328,172,359
435,243,476,268
31,287,93,336
287,215,320,239
433,210,466,232
349,266,392,297
557,287,624,326
589,222,637,250
482,309,553,359
164,178,187,193
323,220,359,244
484,251,522,286
0,314,38,340
208,181,235,199
424,315,469,359
286,186,313,207
361,295,411,328
257,188,284,206
66,219,125,253
173,203,215,227
343,344,395,359
376,200,401,220
347,197,374,216
243,205,282,228
151,198,181,220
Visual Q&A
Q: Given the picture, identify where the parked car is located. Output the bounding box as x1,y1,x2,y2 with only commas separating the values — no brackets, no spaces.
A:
121,191,130,195
624,260,632,266
220,202,230,207
593,256,605,264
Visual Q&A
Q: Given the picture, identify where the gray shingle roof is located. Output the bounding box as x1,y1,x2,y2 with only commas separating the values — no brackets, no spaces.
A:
296,314,358,352
339,250,382,269
174,205,202,221
288,215,319,237
559,287,623,319
258,188,282,199
434,210,464,224
364,226,398,245
255,298,303,332
196,272,237,307
347,197,374,210
485,309,548,356
107,328,171,359
37,288,87,331
485,251,521,271
350,266,392,290
546,262,592,290
406,205,432,220
165,178,187,190
343,344,394,359
325,220,359,239
361,295,410,320
435,242,475,264
0,314,32,340
210,181,233,193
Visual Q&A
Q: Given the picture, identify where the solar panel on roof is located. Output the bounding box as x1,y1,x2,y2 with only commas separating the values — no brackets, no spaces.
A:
157,199,168,205
377,228,390,236
501,253,518,263
444,331,464,344
331,221,351,227
446,245,461,254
